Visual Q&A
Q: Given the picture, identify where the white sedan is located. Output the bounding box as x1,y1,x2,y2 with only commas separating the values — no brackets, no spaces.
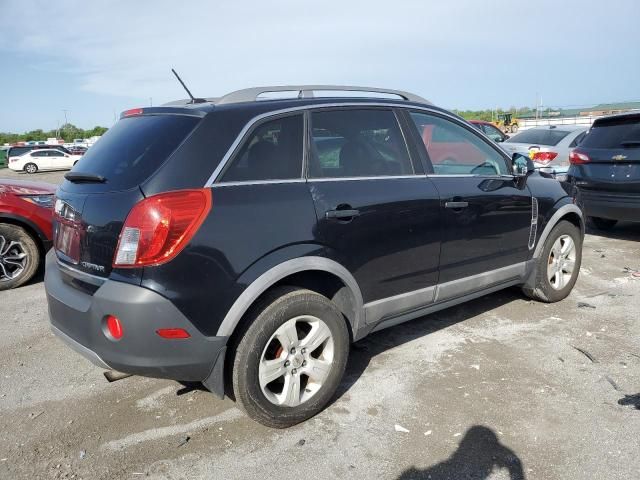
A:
8,149,82,174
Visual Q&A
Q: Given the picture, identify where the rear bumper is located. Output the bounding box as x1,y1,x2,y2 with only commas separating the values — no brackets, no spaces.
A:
580,190,640,222
44,251,227,395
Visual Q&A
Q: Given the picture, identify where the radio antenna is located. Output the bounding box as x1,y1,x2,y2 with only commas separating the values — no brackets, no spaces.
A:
171,69,205,104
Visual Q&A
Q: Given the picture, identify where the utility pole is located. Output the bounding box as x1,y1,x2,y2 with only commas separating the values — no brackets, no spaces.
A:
62,109,69,125
149,97,153,106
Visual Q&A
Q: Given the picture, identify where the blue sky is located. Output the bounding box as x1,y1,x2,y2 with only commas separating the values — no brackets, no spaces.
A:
0,0,638,133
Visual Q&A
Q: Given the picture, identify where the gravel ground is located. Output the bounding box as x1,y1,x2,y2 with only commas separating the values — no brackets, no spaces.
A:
1,168,639,479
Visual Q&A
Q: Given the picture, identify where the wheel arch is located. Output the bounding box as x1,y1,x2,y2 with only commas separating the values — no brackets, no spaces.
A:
533,202,584,260
0,214,50,251
216,256,363,340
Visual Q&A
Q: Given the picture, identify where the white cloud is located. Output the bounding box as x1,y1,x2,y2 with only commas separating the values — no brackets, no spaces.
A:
1,0,638,109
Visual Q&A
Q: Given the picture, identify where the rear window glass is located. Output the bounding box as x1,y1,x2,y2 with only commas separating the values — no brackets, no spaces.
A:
72,115,199,189
506,129,571,146
581,118,640,148
8,146,33,157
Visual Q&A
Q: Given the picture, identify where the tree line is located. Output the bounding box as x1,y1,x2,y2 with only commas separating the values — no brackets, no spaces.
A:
0,124,108,145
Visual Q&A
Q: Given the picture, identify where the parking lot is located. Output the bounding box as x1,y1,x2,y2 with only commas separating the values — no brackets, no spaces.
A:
1,168,639,480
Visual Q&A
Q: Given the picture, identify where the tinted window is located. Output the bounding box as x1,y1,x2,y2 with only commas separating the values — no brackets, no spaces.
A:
309,109,412,178
410,112,509,175
506,128,571,146
72,114,199,189
8,146,33,157
221,114,303,182
31,151,47,157
580,117,640,148
482,124,505,142
47,150,64,156
569,131,586,148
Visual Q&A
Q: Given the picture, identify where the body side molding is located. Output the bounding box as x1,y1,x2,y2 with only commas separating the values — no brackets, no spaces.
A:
215,256,364,337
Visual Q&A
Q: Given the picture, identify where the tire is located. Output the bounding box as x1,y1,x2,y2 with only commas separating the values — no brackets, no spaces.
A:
232,286,350,428
0,223,41,291
511,124,519,133
523,220,582,303
24,163,38,174
589,217,617,230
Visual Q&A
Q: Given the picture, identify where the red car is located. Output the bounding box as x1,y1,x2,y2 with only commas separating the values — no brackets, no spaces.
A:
0,179,56,290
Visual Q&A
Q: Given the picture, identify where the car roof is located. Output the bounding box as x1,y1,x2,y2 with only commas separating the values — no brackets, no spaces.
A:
523,125,588,132
468,120,494,126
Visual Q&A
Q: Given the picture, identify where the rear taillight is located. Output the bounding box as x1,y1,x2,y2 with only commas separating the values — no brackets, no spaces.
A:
531,151,558,165
569,149,590,165
113,189,212,268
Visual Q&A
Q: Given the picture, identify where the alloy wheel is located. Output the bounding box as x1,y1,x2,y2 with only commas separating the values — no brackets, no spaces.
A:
258,315,335,407
0,235,28,282
547,234,576,290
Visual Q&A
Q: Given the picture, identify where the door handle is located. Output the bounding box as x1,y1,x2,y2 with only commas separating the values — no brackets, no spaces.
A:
325,209,360,220
445,201,469,209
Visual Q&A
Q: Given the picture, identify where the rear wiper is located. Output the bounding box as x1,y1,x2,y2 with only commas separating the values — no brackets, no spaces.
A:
64,172,106,183
621,140,640,148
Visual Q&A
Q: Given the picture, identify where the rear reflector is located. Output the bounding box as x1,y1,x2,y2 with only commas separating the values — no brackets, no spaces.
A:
113,189,212,267
105,315,124,340
531,151,558,165
569,150,591,165
156,328,191,339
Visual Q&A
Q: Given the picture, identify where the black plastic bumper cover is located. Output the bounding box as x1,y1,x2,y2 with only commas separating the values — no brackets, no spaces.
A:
45,251,227,396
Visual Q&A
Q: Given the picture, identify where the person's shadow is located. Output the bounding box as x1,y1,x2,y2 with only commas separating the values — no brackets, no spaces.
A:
398,425,525,480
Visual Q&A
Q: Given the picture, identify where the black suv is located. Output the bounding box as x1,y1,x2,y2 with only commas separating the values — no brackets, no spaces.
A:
568,112,640,230
45,86,584,427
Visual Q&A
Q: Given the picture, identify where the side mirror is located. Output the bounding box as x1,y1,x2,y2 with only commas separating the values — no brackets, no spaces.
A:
494,137,504,143
504,134,510,140
512,153,535,177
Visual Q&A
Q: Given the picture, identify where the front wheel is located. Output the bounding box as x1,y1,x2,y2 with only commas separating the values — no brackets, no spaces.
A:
24,163,38,174
0,224,41,291
589,217,617,230
232,286,349,428
523,220,582,303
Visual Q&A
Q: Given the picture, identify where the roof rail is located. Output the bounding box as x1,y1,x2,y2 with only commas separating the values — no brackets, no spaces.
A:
215,85,431,105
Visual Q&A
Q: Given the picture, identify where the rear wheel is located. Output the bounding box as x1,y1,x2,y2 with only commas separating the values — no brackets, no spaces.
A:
24,163,38,174
0,224,40,291
523,220,582,303
589,217,617,230
232,286,349,428
511,124,519,133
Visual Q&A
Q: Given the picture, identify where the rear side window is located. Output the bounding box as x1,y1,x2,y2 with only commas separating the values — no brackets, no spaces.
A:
221,114,303,182
309,109,413,178
73,115,199,190
569,131,586,148
506,129,571,146
8,147,32,157
580,118,640,148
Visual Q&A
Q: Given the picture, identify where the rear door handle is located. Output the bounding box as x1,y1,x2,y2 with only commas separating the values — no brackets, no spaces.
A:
325,209,360,220
445,201,469,209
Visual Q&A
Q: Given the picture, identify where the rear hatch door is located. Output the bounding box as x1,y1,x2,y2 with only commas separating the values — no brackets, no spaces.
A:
53,110,202,280
574,115,640,194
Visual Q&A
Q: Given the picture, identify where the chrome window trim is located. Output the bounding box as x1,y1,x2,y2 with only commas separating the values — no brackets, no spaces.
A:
308,175,421,182
204,102,487,187
213,179,306,188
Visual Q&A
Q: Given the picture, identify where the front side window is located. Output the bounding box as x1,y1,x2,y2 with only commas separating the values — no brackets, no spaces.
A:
222,114,303,182
483,124,505,142
309,109,413,178
410,112,509,175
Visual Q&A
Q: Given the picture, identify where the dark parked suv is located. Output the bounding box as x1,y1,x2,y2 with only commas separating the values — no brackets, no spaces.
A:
45,86,584,427
568,112,640,230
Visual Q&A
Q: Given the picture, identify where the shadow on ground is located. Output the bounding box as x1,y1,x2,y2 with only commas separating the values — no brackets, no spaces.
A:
397,425,525,480
335,288,523,399
586,221,640,243
618,393,640,410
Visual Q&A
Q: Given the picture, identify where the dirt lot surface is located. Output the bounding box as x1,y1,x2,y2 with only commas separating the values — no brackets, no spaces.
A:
1,168,639,479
